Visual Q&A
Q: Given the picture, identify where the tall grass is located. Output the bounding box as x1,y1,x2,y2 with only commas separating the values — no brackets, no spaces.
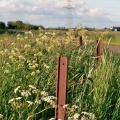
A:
0,29,120,120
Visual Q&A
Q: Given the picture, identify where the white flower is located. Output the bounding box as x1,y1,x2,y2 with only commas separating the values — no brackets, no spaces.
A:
72,105,78,109
24,44,31,49
68,117,72,120
88,113,96,119
41,91,48,96
29,85,36,90
35,99,41,104
36,70,40,74
8,98,15,103
4,49,8,52
31,71,36,76
15,97,22,101
32,89,39,94
4,70,9,74
27,101,33,106
42,96,56,108
81,116,87,120
0,114,3,119
21,90,31,97
63,104,69,109
34,54,37,57
14,86,21,93
37,52,42,56
43,63,49,69
81,112,96,120
25,36,28,39
73,113,80,119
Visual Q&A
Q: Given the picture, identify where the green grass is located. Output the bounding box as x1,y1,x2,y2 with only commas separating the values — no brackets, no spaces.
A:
0,29,120,120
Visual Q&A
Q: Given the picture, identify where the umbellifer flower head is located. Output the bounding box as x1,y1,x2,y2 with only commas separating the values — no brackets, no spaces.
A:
0,114,3,119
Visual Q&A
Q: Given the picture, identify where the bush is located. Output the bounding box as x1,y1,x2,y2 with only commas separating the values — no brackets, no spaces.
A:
0,21,6,29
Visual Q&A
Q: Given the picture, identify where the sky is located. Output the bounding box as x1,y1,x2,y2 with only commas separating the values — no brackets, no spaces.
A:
0,0,120,28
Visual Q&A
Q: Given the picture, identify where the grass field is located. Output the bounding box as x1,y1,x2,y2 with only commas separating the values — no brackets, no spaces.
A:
0,29,120,120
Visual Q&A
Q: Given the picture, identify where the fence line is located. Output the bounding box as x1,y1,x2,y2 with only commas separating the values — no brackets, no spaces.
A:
55,38,103,120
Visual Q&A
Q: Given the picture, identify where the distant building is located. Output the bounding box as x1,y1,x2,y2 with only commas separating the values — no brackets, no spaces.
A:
110,26,120,31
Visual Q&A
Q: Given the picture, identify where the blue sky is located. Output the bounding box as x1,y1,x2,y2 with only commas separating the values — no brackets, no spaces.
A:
0,0,120,28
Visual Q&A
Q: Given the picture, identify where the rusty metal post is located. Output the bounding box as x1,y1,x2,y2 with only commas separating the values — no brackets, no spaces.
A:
79,36,82,46
55,57,68,120
96,40,102,62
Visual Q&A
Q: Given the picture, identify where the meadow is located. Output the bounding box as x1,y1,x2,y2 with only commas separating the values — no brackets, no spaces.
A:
0,29,120,120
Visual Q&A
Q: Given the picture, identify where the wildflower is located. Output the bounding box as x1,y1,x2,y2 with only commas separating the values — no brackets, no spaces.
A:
41,91,48,96
15,97,22,101
68,117,72,120
9,56,13,59
34,54,37,57
25,36,28,39
18,55,25,60
63,104,69,109
72,105,78,109
31,71,36,76
81,112,96,120
4,49,8,53
84,42,87,49
35,99,41,104
36,70,40,74
6,63,10,66
17,34,21,37
37,52,43,56
24,44,31,49
73,113,80,119
0,114,3,119
42,96,56,108
8,98,15,103
21,90,31,98
35,63,39,67
29,85,36,90
32,89,39,94
11,42,15,46
27,101,33,106
4,70,9,74
43,63,49,69
14,86,21,93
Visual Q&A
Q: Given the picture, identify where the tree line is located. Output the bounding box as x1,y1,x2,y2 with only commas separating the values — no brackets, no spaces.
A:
0,20,44,30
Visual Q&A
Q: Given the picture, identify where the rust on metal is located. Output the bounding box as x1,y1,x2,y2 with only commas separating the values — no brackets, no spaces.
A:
79,36,82,46
96,40,102,62
55,57,68,120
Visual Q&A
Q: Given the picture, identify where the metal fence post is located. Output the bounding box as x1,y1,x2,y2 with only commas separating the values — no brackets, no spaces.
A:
96,40,102,62
79,36,82,46
55,57,68,120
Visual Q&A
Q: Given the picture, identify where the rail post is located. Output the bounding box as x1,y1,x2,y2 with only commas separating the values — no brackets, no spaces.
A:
55,57,68,120
79,36,82,46
96,40,102,62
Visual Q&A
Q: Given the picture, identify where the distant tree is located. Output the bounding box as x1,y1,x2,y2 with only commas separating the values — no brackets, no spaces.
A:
23,23,32,30
7,21,16,29
38,25,45,29
7,20,45,30
0,21,6,29
15,21,24,29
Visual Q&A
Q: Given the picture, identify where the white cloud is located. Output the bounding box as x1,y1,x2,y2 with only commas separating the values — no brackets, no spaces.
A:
0,0,119,28
75,0,108,16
